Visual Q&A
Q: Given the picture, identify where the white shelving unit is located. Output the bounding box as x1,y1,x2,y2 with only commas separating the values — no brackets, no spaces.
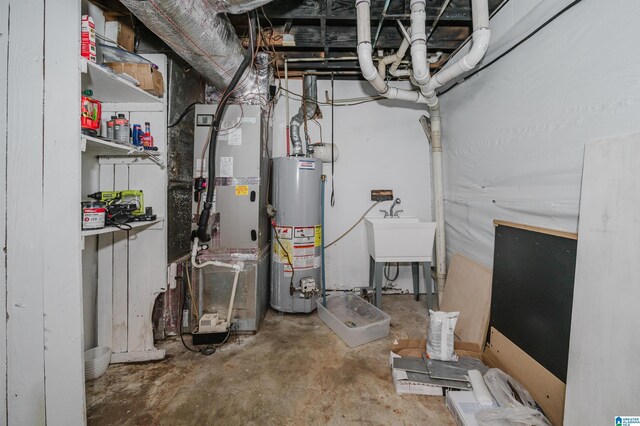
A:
81,134,161,156
80,58,161,105
81,218,163,238
81,54,168,364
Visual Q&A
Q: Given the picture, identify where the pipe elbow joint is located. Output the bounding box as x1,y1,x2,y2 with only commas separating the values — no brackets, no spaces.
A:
463,28,491,71
357,43,378,81
426,96,439,109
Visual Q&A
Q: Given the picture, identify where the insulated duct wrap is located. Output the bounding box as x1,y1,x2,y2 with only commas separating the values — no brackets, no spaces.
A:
205,52,272,105
290,74,318,155
120,0,272,101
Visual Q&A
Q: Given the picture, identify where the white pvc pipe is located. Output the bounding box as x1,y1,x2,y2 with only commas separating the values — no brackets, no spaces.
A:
409,0,430,89
356,0,427,104
421,0,491,106
191,238,243,272
423,0,490,300
226,269,241,325
428,107,446,304
377,38,410,78
389,38,410,76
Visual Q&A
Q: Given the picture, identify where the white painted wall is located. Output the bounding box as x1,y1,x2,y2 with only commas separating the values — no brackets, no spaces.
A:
43,0,86,422
6,0,47,422
0,0,8,422
564,134,640,425
272,79,432,292
438,0,640,267
2,0,86,423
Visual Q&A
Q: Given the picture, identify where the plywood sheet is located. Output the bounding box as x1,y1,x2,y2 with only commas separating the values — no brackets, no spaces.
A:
564,134,640,425
440,254,492,351
487,328,565,426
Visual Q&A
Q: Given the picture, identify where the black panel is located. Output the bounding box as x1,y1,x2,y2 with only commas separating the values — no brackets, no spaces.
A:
166,57,205,262
490,224,577,382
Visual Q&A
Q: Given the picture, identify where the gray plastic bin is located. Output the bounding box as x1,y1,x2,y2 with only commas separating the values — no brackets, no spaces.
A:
317,293,391,347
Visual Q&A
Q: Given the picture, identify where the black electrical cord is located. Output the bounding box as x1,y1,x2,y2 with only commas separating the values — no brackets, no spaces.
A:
439,0,583,96
168,101,202,128
330,73,335,207
384,262,400,281
196,10,258,242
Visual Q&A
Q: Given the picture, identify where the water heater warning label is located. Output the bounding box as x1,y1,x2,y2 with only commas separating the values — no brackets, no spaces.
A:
294,227,315,239
315,225,322,247
275,226,292,239
293,243,314,257
298,160,315,170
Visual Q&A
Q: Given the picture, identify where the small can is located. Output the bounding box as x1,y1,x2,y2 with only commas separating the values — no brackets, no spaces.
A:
106,116,116,140
114,113,129,144
81,201,107,230
132,124,142,146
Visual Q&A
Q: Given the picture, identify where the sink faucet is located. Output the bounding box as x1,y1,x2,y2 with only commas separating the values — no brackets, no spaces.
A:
379,198,403,218
390,198,402,217
380,198,402,217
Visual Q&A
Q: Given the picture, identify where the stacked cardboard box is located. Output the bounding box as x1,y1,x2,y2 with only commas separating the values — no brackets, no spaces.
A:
104,12,135,52
105,62,165,97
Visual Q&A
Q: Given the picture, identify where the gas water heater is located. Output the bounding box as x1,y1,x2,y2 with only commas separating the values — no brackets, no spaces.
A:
271,157,322,313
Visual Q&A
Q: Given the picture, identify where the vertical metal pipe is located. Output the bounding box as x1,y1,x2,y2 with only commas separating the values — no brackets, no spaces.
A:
285,58,290,156
321,175,327,306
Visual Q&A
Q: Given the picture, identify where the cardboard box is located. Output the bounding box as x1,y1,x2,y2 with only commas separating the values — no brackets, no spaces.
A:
105,62,164,97
81,15,96,63
104,21,135,52
446,390,498,426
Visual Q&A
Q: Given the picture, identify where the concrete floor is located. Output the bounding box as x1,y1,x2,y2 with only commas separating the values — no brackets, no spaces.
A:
86,294,454,425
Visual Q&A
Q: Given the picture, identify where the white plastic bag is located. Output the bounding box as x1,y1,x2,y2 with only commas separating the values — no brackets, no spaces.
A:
476,407,551,426
483,368,537,409
426,310,459,361
477,368,551,426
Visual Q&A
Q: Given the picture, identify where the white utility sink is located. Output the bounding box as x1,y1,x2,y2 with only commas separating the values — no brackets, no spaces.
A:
364,217,437,262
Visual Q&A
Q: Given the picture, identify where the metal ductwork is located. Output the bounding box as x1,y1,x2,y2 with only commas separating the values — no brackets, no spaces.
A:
120,0,272,99
289,74,318,156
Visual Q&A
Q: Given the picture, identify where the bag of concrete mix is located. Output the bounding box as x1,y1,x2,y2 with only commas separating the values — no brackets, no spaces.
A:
426,310,459,361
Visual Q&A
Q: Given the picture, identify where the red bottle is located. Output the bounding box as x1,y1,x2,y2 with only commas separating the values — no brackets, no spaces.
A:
141,122,154,148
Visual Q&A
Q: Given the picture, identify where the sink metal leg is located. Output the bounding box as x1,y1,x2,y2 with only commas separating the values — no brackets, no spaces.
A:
369,256,375,288
411,262,420,301
373,261,384,309
423,261,438,310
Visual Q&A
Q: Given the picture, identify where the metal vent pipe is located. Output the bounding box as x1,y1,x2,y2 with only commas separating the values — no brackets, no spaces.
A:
290,74,318,156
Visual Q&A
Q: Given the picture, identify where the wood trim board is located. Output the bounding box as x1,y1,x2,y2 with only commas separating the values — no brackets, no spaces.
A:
493,220,577,240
